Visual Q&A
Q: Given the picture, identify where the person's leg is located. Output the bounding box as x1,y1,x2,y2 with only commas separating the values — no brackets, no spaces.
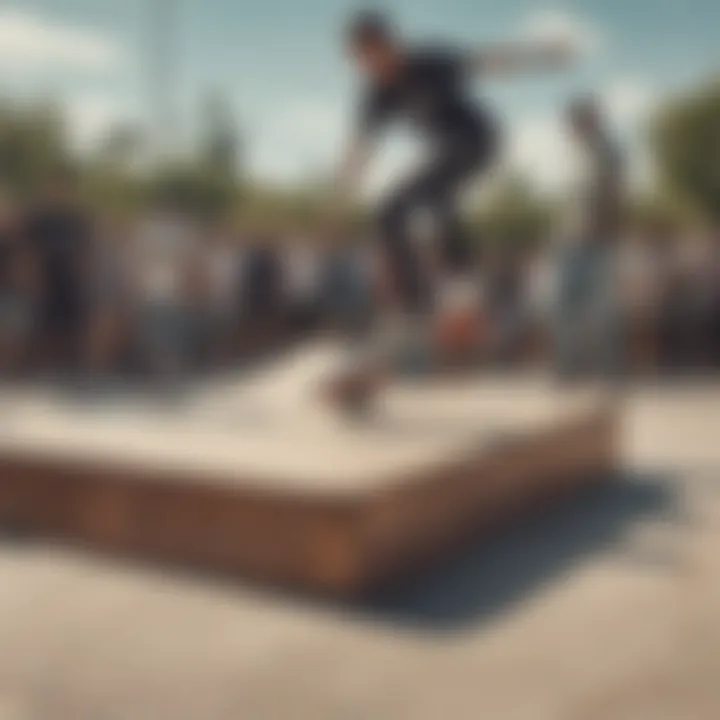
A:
324,174,431,409
590,245,623,381
431,176,481,281
43,280,88,378
375,160,476,363
376,184,431,316
711,296,720,368
341,171,439,372
429,135,495,278
417,145,492,362
324,148,485,409
377,136,486,308
434,199,476,277
554,243,585,379
0,297,15,376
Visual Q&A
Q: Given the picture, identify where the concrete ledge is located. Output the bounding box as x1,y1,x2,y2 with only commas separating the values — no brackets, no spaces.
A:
0,349,620,597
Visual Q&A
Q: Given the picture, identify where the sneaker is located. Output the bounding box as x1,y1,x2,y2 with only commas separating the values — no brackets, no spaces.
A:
434,276,483,359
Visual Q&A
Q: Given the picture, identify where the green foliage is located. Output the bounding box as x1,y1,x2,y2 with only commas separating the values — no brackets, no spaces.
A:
627,190,703,236
652,78,720,223
144,161,238,219
0,99,71,196
471,175,553,251
239,184,322,231
2,79,719,237
82,125,145,213
198,91,240,180
141,92,242,220
0,93,244,221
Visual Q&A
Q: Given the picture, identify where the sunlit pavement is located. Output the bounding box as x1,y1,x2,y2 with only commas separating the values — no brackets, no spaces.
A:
0,382,719,720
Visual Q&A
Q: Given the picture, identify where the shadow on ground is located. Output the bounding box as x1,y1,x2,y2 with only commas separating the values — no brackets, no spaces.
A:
352,470,680,633
0,470,682,637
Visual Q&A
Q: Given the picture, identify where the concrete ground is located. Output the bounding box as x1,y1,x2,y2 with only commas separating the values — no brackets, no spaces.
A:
0,383,719,720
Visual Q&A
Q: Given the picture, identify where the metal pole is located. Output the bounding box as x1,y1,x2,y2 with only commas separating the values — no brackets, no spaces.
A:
149,0,178,161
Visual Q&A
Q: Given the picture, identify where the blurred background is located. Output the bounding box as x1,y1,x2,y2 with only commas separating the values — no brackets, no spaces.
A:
0,2,719,719
0,0,717,382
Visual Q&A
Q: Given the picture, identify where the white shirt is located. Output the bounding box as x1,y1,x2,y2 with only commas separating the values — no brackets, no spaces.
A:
284,243,321,303
205,243,238,310
135,214,195,304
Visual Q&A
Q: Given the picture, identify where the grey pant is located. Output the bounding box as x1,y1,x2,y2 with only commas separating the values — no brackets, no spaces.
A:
553,243,621,379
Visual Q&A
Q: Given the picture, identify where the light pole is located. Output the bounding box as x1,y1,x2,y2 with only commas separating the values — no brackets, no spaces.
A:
148,0,178,162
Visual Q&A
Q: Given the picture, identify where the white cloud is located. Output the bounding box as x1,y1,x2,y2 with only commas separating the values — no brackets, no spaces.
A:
603,79,657,128
507,113,578,193
521,9,603,56
0,8,121,72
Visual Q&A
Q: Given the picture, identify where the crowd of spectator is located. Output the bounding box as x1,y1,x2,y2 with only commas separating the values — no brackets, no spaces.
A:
2,168,720,388
0,170,382,386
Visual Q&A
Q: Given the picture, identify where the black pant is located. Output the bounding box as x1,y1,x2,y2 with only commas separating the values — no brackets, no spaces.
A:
377,136,494,313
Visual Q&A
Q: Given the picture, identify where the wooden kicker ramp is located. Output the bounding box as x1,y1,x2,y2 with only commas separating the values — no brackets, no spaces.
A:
0,343,620,597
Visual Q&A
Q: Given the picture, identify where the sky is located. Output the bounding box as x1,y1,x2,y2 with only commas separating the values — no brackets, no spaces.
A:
0,0,718,194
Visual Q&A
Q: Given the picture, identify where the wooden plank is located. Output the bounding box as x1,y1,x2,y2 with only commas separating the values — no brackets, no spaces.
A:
0,361,620,596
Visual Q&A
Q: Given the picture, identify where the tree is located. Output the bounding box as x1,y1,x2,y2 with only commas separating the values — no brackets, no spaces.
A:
471,175,553,252
0,100,70,196
198,90,241,180
136,90,245,220
626,190,703,237
143,162,229,219
81,124,146,213
141,92,244,220
97,124,144,168
652,78,720,223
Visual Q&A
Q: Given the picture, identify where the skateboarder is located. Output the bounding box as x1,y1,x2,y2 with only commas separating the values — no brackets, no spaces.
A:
323,10,578,410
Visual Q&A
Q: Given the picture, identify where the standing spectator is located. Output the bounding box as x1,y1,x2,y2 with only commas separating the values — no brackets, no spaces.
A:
616,229,665,374
709,230,720,368
196,222,241,366
553,96,624,381
524,245,557,364
0,191,34,377
319,233,374,337
237,233,284,352
653,231,688,372
485,246,531,363
24,167,93,375
131,207,198,384
657,233,717,373
85,216,134,381
283,235,323,337
682,234,717,370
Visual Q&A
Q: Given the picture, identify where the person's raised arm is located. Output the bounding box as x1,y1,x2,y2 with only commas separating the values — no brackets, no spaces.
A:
467,37,577,78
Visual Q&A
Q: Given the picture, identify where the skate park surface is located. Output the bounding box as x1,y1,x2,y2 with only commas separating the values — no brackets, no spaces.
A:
0,371,718,719
0,342,615,594
0,342,609,494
